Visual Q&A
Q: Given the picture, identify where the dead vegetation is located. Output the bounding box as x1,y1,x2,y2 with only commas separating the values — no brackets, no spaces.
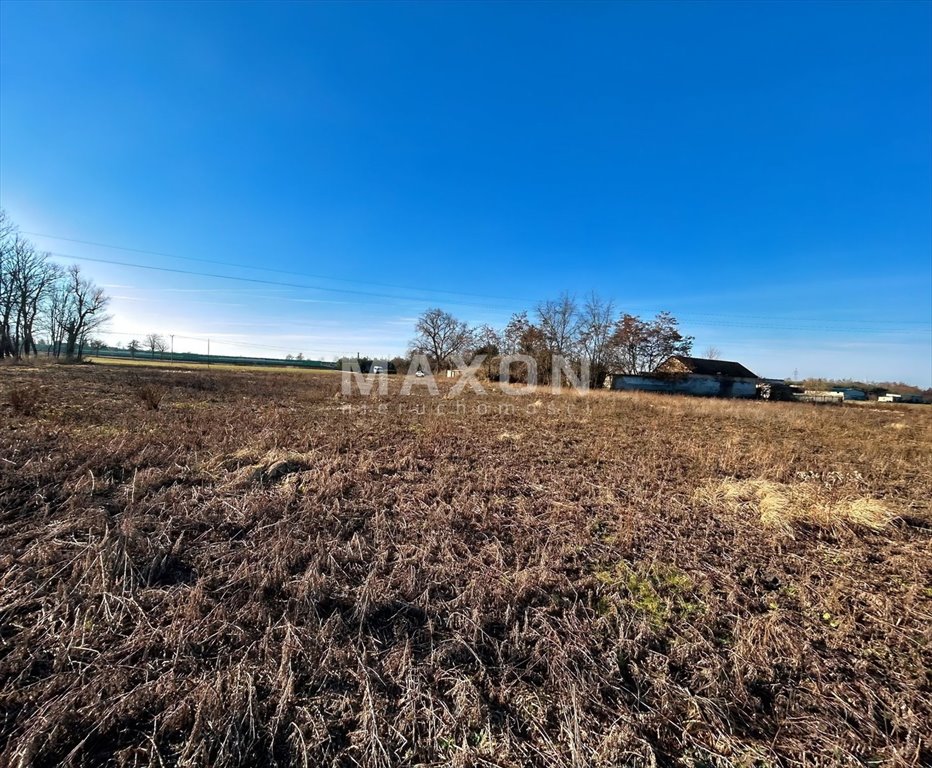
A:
132,381,169,411
5,385,39,416
0,362,930,767
696,478,896,534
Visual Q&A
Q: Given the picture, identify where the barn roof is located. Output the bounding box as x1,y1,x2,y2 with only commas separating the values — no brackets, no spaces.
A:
655,355,759,379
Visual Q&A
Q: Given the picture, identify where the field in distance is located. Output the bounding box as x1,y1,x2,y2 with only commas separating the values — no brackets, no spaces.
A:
84,355,341,374
1,362,930,767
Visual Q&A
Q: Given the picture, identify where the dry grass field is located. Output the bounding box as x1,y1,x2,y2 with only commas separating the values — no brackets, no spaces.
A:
1,362,930,767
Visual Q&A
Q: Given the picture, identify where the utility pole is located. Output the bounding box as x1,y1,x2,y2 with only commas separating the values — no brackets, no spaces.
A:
207,338,210,367
170,334,174,365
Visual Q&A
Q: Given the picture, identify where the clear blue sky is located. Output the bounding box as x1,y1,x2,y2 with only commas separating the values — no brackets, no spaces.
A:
1,0,930,384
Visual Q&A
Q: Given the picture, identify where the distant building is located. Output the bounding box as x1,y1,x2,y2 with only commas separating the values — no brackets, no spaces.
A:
795,390,844,405
879,393,924,404
757,379,802,401
611,355,759,398
831,387,867,401
653,355,759,379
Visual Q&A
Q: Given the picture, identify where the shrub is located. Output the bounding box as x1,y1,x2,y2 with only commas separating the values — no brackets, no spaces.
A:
7,387,39,416
135,383,168,411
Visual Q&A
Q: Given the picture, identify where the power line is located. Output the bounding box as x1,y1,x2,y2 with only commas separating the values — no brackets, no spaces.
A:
46,250,521,311
25,230,534,305
29,231,931,329
48,250,932,336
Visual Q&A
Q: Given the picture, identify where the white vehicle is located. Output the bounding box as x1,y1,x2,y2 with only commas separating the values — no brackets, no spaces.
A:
414,370,425,377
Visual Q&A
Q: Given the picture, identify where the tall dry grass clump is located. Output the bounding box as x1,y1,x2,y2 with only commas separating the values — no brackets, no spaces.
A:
697,477,896,534
6,386,39,416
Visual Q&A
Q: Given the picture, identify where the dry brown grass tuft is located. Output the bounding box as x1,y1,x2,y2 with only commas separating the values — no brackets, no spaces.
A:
699,478,897,533
220,449,313,488
134,381,169,410
6,386,39,416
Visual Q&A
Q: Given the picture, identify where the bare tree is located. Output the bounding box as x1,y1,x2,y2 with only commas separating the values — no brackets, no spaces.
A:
1,213,60,358
0,211,19,358
576,293,615,387
61,266,110,360
499,310,548,383
127,339,141,359
534,294,579,384
1,212,111,362
704,345,721,360
11,243,61,357
501,311,532,356
43,279,69,357
0,210,14,247
410,308,473,370
536,293,578,357
472,324,502,379
145,333,167,359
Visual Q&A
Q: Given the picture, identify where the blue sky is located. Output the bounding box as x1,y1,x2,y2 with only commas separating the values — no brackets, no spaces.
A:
1,0,930,384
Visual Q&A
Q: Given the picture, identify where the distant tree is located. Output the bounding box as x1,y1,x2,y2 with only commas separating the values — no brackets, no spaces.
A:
500,311,547,383
0,212,63,358
704,346,721,360
533,294,581,384
336,356,379,373
472,324,501,378
60,266,110,360
128,339,140,359
1,211,112,361
389,356,409,375
536,293,578,357
610,314,648,375
10,243,60,357
43,279,68,358
0,211,21,358
576,293,615,387
610,311,693,375
501,312,532,356
88,338,105,356
295,352,304,361
145,333,167,359
410,308,473,371
285,354,294,360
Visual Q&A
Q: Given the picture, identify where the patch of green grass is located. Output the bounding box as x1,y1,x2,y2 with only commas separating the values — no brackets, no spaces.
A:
588,518,617,544
595,561,703,627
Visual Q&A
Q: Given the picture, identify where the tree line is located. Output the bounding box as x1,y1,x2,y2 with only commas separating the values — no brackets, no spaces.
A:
0,211,110,360
408,296,695,388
